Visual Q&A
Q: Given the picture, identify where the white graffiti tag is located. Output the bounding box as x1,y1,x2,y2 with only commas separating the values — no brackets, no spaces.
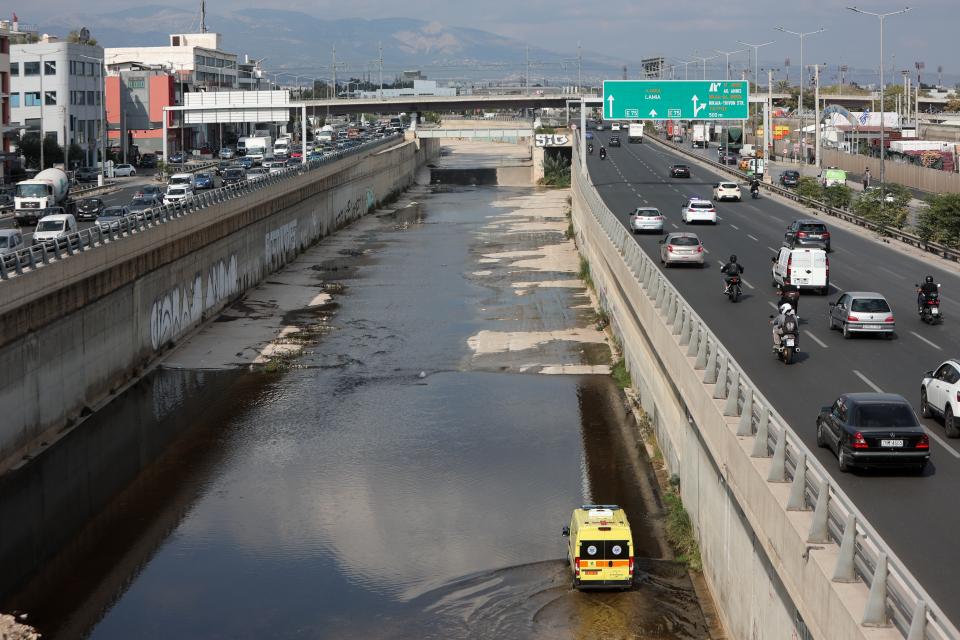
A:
150,274,203,350
264,221,298,270
205,255,239,312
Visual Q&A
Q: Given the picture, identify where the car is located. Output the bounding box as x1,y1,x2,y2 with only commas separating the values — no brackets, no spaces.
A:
221,167,246,185
75,166,100,183
0,229,25,256
193,172,214,190
95,206,131,231
139,154,157,168
134,184,164,200
219,147,236,159
712,182,742,202
595,123,604,131
168,152,185,164
269,163,287,175
611,123,622,131
236,156,254,169
771,247,829,293
286,157,301,167
113,164,137,177
629,207,664,234
828,291,895,338
246,167,270,182
163,185,194,205
672,135,684,143
561,505,634,589
670,164,690,178
76,197,105,221
779,170,800,188
32,213,78,245
659,232,704,267
585,131,594,140
608,135,621,147
214,160,233,176
921,360,960,437
784,219,831,252
128,196,159,216
0,192,13,211
718,152,739,165
680,198,717,224
817,393,929,472
306,152,323,162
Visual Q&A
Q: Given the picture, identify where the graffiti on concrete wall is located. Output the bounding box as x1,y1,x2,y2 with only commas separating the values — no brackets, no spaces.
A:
205,255,239,312
265,220,298,270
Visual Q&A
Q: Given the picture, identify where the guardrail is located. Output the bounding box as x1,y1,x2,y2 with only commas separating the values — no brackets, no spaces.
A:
574,139,959,640
645,133,960,264
0,135,402,281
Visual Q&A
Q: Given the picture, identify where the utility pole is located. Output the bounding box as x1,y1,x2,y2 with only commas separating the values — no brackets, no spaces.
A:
577,42,582,92
767,68,775,160
332,45,337,99
775,26,826,166
814,63,822,170
525,46,530,95
378,41,383,99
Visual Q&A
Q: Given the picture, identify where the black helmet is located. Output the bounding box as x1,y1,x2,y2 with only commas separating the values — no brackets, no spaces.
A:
926,275,935,284
729,254,737,263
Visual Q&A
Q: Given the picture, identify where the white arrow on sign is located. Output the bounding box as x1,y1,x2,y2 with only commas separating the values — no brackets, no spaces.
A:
649,109,658,118
691,94,706,118
607,94,615,118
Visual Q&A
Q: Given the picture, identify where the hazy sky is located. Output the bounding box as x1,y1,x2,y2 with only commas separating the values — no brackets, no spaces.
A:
25,0,960,80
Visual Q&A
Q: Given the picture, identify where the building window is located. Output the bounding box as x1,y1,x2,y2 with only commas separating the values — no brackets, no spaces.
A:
44,91,57,106
24,118,40,131
9,93,19,108
23,61,39,76
10,62,18,76
69,60,75,75
95,91,101,105
87,62,95,75
77,91,86,105
44,60,56,75
129,78,145,89
87,90,95,104
24,91,41,106
76,119,86,143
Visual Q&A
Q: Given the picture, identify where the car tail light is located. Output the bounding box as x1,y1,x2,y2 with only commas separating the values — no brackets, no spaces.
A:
916,435,930,450
797,232,808,238
786,255,792,282
956,390,960,403
852,431,869,449
822,231,830,237
847,315,860,322
629,556,634,575
667,245,675,253
884,316,895,323
825,257,829,280
574,557,581,577
656,216,664,221
697,245,703,253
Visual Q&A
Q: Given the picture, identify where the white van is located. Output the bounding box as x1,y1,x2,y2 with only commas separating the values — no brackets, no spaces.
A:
32,212,78,245
771,247,829,294
168,172,197,189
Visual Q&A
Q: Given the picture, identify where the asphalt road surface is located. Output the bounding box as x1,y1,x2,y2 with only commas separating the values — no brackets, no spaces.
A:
588,131,960,627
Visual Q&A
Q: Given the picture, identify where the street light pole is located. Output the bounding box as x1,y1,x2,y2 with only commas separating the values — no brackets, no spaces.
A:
847,6,911,189
691,53,718,80
738,40,775,93
775,26,826,165
714,48,746,81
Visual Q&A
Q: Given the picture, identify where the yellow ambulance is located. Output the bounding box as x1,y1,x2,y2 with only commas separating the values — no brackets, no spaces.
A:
561,504,634,589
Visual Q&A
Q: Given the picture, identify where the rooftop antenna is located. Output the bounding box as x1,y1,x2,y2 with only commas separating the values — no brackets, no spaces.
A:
200,0,207,33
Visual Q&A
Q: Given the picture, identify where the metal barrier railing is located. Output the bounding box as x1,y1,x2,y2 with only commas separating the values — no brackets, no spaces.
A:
572,137,958,640
0,135,403,282
646,133,960,263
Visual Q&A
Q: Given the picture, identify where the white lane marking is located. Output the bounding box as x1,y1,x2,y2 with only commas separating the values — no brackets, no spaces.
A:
925,429,960,459
877,265,906,280
729,224,739,230
671,223,678,229
852,369,884,393
803,330,828,348
767,246,778,253
742,279,756,290
830,281,842,291
767,301,779,310
747,234,759,242
910,331,942,351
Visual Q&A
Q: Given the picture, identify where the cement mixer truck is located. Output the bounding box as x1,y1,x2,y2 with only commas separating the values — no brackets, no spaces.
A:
14,168,76,226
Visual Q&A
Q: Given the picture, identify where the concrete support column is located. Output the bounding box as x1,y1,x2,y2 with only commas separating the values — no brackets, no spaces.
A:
767,430,787,482
907,601,927,640
832,514,858,583
736,391,754,436
751,406,771,457
862,553,890,627
808,485,830,543
694,331,708,369
723,370,740,415
713,356,729,399
703,343,718,384
786,454,808,510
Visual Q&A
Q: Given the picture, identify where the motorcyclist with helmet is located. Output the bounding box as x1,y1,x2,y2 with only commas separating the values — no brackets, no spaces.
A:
917,275,940,314
720,254,744,294
777,282,800,316
599,146,607,159
750,177,760,198
588,142,594,155
772,302,798,350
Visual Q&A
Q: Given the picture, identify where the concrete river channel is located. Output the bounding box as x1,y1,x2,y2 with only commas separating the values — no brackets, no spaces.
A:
0,144,713,639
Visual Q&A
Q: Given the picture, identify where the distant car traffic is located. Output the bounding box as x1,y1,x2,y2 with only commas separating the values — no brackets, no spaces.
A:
817,393,929,472
629,207,664,234
76,197,105,221
113,164,137,177
95,206,131,231
681,198,717,224
779,170,800,187
828,291,895,338
193,172,214,190
659,232,705,267
718,152,739,165
784,219,831,252
163,185,194,205
0,229,24,256
168,152,185,164
712,182,742,202
219,147,236,159
921,360,960,437
670,164,691,178
135,184,164,200
221,167,246,185
75,167,100,183
608,135,621,147
139,154,157,168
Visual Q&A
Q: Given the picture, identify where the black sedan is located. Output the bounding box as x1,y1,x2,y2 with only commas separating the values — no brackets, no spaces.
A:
780,170,801,188
670,164,691,178
816,393,930,473
609,135,621,147
718,152,739,165
76,197,105,221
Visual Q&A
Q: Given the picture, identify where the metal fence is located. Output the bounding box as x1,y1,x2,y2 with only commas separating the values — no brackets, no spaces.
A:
573,139,959,640
0,135,402,282
821,149,960,195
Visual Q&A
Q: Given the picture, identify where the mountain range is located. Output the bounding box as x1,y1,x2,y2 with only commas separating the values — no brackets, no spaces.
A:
38,7,625,82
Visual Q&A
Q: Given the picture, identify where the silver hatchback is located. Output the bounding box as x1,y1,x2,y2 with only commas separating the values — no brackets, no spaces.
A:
659,232,704,267
630,207,664,234
829,292,895,338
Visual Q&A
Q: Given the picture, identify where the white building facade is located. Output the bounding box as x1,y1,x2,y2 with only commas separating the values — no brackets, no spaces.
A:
105,33,238,92
9,39,105,165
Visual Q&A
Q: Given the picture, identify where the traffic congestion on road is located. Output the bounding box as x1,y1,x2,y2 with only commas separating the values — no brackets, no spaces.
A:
587,128,960,620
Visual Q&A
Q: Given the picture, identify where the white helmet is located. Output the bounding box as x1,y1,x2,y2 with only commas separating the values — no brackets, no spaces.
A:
779,303,792,314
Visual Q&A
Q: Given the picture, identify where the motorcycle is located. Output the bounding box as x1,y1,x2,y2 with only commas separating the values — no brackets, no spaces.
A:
724,275,742,302
588,144,594,155
771,314,800,365
599,149,607,160
750,187,760,200
916,287,943,325
777,286,800,320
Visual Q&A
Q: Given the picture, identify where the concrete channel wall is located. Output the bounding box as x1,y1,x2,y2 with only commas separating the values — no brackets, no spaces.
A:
571,151,955,640
0,138,439,466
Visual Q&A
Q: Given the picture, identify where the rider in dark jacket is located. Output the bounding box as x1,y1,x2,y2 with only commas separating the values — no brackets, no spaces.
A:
721,254,744,293
918,275,940,313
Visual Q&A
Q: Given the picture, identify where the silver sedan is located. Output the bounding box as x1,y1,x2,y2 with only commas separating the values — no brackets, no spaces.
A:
828,291,895,339
659,232,705,267
629,207,664,234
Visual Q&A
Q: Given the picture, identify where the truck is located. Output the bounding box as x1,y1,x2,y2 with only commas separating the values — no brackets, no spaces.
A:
239,136,273,164
691,124,708,148
721,126,743,153
315,125,335,143
14,168,76,226
628,123,644,144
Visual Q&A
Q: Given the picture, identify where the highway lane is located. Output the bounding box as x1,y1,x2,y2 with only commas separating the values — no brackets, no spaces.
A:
588,132,960,625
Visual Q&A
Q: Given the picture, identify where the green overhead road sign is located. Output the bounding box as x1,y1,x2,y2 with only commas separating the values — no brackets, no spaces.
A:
602,80,749,120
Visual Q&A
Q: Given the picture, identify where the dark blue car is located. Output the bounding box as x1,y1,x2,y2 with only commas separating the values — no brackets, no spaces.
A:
236,157,254,169
168,152,185,164
194,172,214,190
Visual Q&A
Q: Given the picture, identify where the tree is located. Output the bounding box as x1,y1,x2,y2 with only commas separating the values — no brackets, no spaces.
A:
539,153,570,188
854,183,911,231
18,132,65,169
823,184,853,210
945,97,960,113
917,193,960,246
796,176,823,202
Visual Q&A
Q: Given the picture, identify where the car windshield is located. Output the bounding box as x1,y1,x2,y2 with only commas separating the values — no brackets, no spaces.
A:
691,203,714,209
168,188,187,195
851,298,890,313
674,165,687,169
196,173,210,180
634,209,659,217
16,184,49,198
225,169,243,177
799,224,826,232
81,200,101,208
670,236,699,246
0,237,8,248
855,403,917,428
720,183,737,189
36,220,64,232
102,208,125,217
